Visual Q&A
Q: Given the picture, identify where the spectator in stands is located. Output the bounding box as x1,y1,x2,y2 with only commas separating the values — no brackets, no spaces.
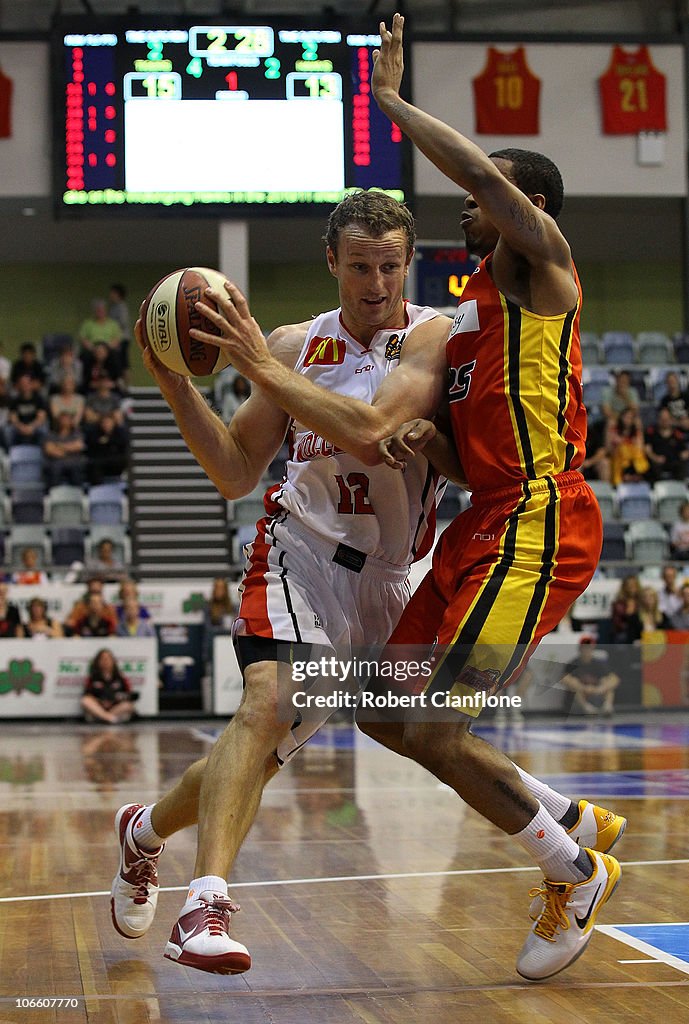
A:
560,637,620,716
10,342,45,393
0,340,11,384
658,564,683,619
658,371,689,432
221,375,251,422
608,408,650,486
669,582,689,631
202,577,236,674
116,596,156,638
7,373,48,446
49,374,85,428
644,407,689,482
109,283,131,383
0,378,10,444
610,574,642,643
12,547,48,585
71,592,117,637
84,342,122,395
600,370,640,422
581,416,611,482
78,298,122,377
116,579,152,624
85,413,129,485
24,597,63,638
46,343,84,394
81,648,137,724
671,501,689,560
64,578,117,635
87,538,126,583
638,586,671,634
0,582,23,637
84,376,124,426
42,410,86,488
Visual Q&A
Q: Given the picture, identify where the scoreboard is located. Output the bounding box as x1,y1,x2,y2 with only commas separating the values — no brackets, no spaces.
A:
53,17,411,216
411,243,478,310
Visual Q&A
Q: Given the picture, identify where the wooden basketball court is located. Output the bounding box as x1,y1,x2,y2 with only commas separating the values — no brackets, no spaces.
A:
1,714,688,1023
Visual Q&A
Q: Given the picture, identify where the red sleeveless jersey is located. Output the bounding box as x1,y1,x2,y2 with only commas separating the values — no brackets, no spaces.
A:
598,45,667,135
0,68,12,138
446,258,586,495
472,47,541,135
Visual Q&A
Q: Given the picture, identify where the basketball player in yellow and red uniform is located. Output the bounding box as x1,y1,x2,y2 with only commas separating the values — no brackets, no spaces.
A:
355,13,622,983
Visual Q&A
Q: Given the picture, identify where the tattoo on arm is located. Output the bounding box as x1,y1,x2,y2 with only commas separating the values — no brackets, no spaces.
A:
509,199,544,241
386,98,412,124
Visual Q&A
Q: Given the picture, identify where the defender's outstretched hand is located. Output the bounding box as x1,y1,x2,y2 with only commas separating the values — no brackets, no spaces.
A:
372,13,405,102
380,418,437,471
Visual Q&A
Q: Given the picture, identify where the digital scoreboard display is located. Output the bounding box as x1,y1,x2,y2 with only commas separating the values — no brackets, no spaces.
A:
412,244,478,310
52,16,412,216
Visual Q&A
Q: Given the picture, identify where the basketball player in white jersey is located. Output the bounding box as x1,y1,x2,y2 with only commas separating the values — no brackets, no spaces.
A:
111,191,625,976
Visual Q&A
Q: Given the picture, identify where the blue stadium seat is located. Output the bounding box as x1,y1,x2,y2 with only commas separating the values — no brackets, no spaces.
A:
51,527,86,566
582,368,611,408
600,522,626,561
617,481,653,521
11,485,45,524
602,331,635,365
88,482,127,525
672,333,689,364
9,445,43,485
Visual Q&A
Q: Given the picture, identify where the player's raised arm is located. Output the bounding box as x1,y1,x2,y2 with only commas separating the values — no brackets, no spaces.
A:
371,14,569,272
136,315,303,499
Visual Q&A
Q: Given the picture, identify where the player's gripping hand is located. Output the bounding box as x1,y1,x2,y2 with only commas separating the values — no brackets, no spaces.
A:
192,280,272,381
372,13,405,102
134,310,188,397
380,418,437,471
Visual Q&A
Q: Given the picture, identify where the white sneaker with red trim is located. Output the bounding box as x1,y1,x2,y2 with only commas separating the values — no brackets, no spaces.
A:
164,891,251,975
110,803,164,939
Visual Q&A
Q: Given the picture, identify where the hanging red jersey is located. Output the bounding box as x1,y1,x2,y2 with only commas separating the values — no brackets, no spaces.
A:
472,47,541,135
0,67,12,138
598,45,667,135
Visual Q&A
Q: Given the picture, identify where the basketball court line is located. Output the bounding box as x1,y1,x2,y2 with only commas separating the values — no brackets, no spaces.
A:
597,925,689,976
1,856,687,905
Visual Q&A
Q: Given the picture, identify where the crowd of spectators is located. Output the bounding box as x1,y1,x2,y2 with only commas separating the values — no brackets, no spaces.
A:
584,370,689,488
606,564,689,641
0,292,131,490
0,576,151,639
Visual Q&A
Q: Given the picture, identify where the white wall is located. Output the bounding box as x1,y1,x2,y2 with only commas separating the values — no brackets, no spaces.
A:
413,42,686,196
0,42,50,195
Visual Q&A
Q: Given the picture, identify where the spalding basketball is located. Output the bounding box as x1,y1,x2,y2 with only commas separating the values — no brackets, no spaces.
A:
141,267,233,377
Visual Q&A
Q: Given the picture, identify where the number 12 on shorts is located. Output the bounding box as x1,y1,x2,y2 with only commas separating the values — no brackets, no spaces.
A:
335,473,374,514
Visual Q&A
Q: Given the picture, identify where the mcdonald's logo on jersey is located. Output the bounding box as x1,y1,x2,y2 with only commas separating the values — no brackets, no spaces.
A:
304,335,346,365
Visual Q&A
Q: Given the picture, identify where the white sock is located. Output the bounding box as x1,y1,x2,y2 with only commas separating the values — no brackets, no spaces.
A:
133,805,165,852
513,804,591,883
186,875,228,904
512,763,572,821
